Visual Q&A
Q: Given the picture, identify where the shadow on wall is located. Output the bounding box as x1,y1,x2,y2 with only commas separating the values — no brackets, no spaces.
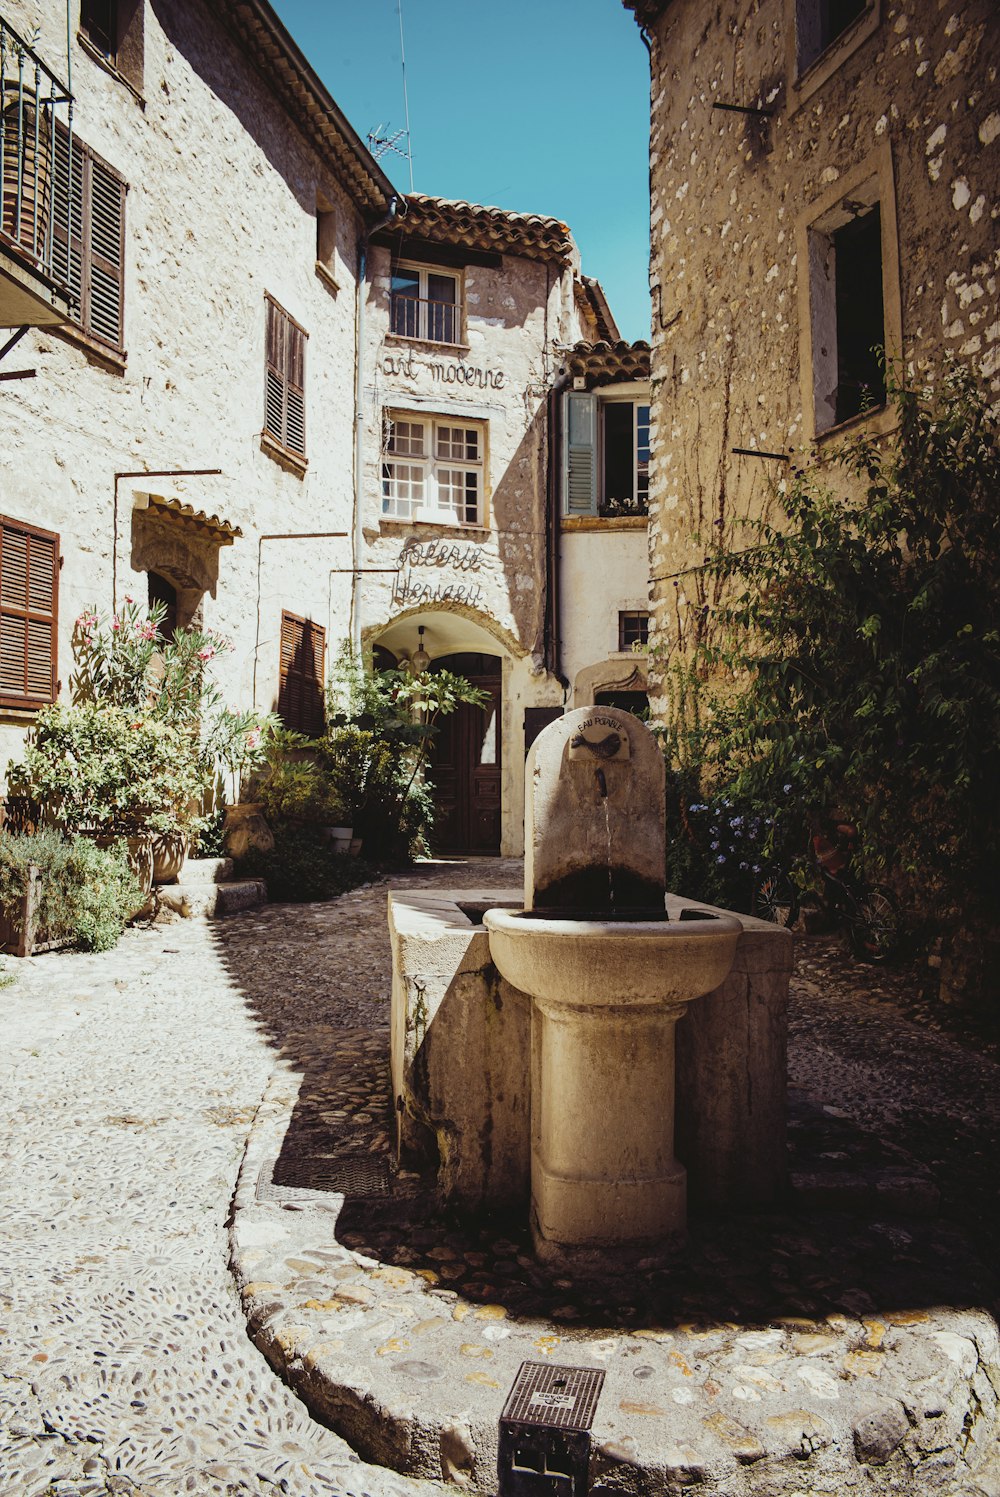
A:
208,889,1000,1330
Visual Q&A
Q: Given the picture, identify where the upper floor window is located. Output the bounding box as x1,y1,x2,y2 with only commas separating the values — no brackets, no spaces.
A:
618,611,649,652
52,130,126,352
382,413,485,526
563,393,650,518
808,194,885,432
263,295,307,464
0,515,59,711
390,261,461,345
79,0,144,91
797,0,870,71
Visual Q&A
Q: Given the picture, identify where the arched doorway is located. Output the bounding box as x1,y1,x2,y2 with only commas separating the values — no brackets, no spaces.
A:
428,652,502,854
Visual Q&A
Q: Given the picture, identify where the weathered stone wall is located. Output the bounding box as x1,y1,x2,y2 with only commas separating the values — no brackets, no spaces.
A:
0,0,364,771
641,0,999,691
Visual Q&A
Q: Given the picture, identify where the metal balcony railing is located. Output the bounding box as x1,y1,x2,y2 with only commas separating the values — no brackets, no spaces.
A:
1,15,73,293
390,292,461,346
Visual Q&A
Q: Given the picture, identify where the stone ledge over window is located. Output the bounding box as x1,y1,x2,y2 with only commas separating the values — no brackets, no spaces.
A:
50,321,127,374
77,32,145,106
260,430,308,476
379,517,490,541
561,515,648,532
383,332,473,358
812,401,899,450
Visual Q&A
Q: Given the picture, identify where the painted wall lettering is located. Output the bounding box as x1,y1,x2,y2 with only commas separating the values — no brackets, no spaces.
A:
398,538,483,572
381,350,505,390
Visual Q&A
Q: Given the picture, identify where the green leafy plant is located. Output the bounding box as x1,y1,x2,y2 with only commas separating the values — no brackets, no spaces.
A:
661,360,1000,943
237,828,377,903
0,828,144,952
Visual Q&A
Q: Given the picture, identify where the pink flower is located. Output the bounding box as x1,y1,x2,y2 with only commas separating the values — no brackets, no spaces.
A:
246,730,261,750
197,646,216,662
111,617,121,631
124,594,134,605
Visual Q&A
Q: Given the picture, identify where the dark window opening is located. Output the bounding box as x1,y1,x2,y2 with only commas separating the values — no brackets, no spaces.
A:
80,0,117,57
147,571,177,644
822,0,868,50
595,689,649,721
798,0,870,71
834,204,884,425
618,611,650,652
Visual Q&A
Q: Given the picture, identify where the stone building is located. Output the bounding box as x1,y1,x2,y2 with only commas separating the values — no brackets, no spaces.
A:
624,0,999,681
0,0,652,857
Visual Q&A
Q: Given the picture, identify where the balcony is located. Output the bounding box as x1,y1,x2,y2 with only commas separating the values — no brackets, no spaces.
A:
390,292,461,347
1,15,74,327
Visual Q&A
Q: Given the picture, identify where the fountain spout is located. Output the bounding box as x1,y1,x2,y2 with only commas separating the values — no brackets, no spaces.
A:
595,767,608,799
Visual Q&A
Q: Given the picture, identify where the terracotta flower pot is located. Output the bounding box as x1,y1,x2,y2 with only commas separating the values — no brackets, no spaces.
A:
151,831,188,885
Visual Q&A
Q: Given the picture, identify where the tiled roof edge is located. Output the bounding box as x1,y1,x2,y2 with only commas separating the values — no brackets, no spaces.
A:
393,194,577,263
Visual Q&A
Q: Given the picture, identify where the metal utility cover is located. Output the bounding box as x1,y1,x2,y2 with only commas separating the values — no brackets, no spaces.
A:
501,1363,605,1433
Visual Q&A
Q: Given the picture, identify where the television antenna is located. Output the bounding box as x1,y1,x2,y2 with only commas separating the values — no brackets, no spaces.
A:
366,1,414,192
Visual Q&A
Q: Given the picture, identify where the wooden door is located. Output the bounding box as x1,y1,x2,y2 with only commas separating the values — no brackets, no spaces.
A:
429,655,502,854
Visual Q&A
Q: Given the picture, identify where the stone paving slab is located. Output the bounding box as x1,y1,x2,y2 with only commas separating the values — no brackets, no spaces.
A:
223,862,1000,1496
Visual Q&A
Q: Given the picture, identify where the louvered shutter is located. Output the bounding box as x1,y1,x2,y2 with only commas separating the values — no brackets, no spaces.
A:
52,131,125,350
265,297,307,459
564,392,597,515
278,612,325,737
0,517,58,709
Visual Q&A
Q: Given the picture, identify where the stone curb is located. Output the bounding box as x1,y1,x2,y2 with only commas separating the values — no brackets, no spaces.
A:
230,1072,1000,1496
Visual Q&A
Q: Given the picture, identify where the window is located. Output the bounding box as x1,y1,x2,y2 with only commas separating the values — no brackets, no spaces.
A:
563,393,650,517
0,516,58,711
264,296,307,462
390,262,461,345
808,195,885,433
278,611,325,737
79,0,144,91
382,413,485,525
52,130,126,351
618,611,649,652
315,192,337,291
797,0,870,72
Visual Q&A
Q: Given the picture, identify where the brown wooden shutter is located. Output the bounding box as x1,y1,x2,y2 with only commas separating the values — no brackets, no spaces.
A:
278,611,324,737
265,296,307,457
52,131,126,350
0,517,58,710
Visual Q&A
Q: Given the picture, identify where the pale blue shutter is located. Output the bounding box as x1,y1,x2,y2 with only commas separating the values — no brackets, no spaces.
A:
563,392,597,515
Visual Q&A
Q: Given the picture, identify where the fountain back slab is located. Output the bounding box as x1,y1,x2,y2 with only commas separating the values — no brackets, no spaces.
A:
525,707,665,915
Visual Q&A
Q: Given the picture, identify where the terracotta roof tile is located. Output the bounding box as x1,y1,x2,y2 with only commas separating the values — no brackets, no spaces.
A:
563,340,651,387
394,195,576,264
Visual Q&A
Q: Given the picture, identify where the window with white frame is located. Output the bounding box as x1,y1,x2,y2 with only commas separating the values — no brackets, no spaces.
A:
382,413,485,525
390,262,461,345
563,392,650,518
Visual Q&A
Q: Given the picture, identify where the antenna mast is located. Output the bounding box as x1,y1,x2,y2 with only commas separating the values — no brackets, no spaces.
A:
366,0,414,191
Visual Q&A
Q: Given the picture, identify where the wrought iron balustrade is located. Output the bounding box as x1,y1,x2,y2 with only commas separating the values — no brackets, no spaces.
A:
390,292,461,346
1,15,73,293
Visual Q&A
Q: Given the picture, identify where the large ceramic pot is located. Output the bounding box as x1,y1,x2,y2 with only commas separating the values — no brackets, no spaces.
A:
151,831,188,885
223,803,274,859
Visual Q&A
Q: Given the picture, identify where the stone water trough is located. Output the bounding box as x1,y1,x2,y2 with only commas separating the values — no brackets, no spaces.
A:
390,708,794,1256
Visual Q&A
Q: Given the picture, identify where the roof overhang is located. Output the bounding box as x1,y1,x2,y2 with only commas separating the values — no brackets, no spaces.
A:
132,491,241,545
562,340,651,388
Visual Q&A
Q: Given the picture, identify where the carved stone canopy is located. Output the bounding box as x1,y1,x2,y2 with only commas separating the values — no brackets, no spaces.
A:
130,492,241,599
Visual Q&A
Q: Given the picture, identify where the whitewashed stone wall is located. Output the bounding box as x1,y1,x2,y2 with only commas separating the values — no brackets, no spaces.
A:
639,0,999,692
0,0,365,771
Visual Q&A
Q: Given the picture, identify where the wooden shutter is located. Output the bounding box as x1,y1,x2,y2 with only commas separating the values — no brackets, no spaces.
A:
265,297,307,458
0,517,58,710
53,130,126,350
278,611,325,737
564,392,597,515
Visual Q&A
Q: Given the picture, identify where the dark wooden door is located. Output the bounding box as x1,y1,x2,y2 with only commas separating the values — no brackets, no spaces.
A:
429,655,502,854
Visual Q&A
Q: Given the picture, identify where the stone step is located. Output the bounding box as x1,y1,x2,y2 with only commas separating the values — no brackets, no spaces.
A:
175,857,234,884
155,879,266,921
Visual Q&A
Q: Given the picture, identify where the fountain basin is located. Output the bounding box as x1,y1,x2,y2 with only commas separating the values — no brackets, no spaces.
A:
483,907,741,1012
484,906,741,1260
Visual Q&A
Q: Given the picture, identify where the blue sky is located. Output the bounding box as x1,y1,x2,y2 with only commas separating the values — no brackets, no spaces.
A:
270,0,652,343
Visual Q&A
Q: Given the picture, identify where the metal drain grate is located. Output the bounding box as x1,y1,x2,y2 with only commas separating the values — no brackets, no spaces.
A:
256,1150,391,1203
498,1362,605,1497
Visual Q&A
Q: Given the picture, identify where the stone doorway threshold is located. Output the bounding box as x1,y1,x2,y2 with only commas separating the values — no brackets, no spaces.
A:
229,931,1000,1497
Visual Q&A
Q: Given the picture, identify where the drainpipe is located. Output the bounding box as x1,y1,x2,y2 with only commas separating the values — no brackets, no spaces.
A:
352,194,401,651
545,373,571,692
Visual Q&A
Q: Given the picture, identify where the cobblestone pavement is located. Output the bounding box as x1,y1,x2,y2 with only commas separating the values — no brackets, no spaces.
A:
2,856,999,1496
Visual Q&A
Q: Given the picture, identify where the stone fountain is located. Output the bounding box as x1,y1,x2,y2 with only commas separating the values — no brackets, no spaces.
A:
483,707,740,1262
